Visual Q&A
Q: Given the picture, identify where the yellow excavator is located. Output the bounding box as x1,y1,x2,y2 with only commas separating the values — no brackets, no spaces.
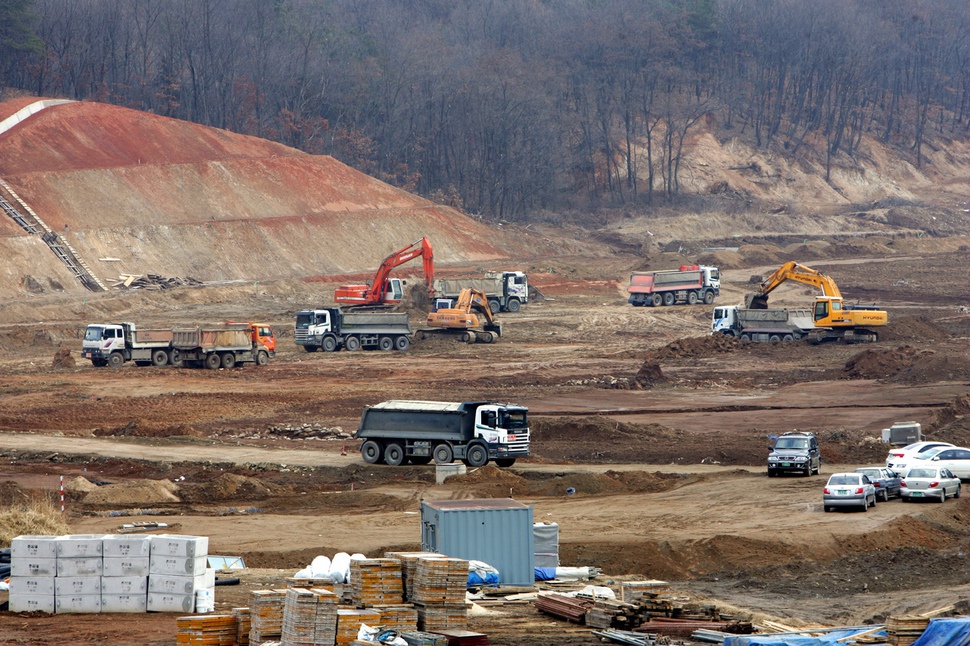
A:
423,288,503,344
747,261,888,343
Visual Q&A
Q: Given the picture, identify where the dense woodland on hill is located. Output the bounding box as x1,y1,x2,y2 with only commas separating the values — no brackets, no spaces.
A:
2,0,970,219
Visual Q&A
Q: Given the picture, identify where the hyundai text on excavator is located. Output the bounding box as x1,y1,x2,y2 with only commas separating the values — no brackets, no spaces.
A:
421,288,502,344
736,261,888,343
334,237,434,308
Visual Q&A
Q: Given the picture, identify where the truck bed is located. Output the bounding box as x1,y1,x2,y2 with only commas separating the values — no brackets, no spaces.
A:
172,327,252,350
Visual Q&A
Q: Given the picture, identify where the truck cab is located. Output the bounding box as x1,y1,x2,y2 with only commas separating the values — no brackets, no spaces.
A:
229,321,276,353
82,323,127,360
711,306,737,335
295,308,336,347
485,271,529,311
474,403,531,460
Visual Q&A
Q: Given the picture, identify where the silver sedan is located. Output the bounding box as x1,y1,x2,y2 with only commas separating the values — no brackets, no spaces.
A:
900,467,962,502
823,473,876,512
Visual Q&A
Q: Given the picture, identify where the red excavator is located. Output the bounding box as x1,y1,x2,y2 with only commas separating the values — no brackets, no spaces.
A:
334,237,435,307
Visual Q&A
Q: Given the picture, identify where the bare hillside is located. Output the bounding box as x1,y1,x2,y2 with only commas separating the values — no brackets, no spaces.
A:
0,100,534,297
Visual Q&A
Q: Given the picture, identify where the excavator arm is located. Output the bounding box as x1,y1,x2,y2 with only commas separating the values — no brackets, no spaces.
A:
748,261,843,308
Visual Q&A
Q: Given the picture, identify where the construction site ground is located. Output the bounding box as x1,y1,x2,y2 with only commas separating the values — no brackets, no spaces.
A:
1,243,970,645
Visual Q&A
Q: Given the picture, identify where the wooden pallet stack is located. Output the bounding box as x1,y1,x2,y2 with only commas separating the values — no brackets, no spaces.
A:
619,581,670,603
336,608,381,645
411,557,469,632
585,598,642,630
232,608,250,646
373,603,419,631
349,558,404,606
176,614,239,645
249,589,288,644
886,615,932,646
384,551,441,602
280,587,338,646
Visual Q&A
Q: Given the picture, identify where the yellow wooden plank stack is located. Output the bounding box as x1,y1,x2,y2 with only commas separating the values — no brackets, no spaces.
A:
249,589,288,644
280,587,338,646
411,557,469,632
384,551,441,602
232,608,251,646
373,604,419,632
176,614,239,645
336,608,382,645
886,615,931,646
349,559,404,607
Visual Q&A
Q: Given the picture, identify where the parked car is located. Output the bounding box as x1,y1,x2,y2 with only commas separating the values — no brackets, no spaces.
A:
854,467,902,502
900,467,961,503
823,473,877,512
910,446,970,480
885,441,954,472
767,432,821,477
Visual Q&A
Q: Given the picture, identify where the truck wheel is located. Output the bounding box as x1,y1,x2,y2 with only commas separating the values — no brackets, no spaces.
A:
394,336,410,351
704,290,715,305
205,353,222,370
769,335,781,343
384,442,405,466
221,353,236,369
507,299,521,312
107,352,125,368
322,336,337,352
662,292,675,306
488,299,500,314
303,345,318,352
345,336,361,351
465,443,489,468
740,333,751,342
379,336,394,351
361,441,382,464
433,444,454,465
495,458,516,468
687,291,698,305
783,334,795,342
650,294,662,307
91,358,107,367
152,350,169,366
256,350,269,366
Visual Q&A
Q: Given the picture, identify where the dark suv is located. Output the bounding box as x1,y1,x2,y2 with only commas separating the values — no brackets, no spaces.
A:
768,432,821,477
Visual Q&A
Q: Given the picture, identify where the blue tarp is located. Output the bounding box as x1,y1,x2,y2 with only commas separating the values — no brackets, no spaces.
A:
534,567,557,581
910,617,970,646
724,628,886,646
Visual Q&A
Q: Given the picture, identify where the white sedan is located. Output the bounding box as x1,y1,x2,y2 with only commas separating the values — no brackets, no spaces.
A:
900,467,962,503
885,441,954,472
823,473,877,512
911,446,970,480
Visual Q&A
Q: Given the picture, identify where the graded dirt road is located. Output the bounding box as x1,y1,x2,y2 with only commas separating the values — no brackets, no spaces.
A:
1,244,969,644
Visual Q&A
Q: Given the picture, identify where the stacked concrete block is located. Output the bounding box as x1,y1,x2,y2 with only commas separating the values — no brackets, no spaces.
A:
147,534,211,613
54,535,103,614
8,536,57,613
102,535,151,613
280,587,338,646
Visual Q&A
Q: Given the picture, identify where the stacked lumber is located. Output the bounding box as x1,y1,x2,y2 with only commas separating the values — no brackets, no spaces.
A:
232,608,250,646
350,558,404,606
111,273,203,290
249,589,288,644
280,587,338,646
534,593,594,623
411,557,469,632
429,629,490,645
176,614,239,645
886,615,931,645
373,604,419,631
586,598,641,630
400,632,449,646
635,617,734,637
385,551,441,602
620,581,670,603
336,608,381,645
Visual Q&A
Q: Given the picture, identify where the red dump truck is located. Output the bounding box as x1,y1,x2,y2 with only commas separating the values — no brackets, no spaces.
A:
172,323,275,369
627,265,721,306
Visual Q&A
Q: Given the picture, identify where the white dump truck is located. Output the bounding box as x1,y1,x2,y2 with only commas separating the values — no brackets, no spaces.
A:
294,308,413,352
81,322,177,368
712,305,815,341
433,271,528,313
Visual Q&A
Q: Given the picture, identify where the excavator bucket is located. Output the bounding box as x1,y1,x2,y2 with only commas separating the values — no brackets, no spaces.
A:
484,322,503,337
745,293,769,309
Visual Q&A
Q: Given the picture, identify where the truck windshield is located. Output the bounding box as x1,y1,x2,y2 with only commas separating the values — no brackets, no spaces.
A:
295,314,314,328
713,308,726,319
84,326,105,341
709,269,719,280
501,411,528,429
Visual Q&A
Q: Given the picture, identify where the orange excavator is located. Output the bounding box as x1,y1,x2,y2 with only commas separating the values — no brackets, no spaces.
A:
422,288,503,344
335,237,434,307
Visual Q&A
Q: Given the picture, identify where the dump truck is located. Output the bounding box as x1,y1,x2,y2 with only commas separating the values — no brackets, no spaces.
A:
433,271,528,313
81,322,177,368
355,400,530,468
627,265,720,306
173,323,275,369
712,305,815,342
294,308,412,352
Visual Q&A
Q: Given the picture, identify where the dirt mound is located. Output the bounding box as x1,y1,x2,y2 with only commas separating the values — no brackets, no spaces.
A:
781,240,831,260
396,282,432,319
179,473,273,503
696,250,744,269
634,362,667,388
889,353,970,385
737,244,784,266
651,334,744,360
64,477,98,493
51,347,75,368
81,479,181,506
446,464,692,498
878,316,950,342
843,346,932,380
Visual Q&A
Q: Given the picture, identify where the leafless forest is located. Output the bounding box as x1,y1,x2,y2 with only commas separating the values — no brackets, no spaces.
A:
3,0,970,218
